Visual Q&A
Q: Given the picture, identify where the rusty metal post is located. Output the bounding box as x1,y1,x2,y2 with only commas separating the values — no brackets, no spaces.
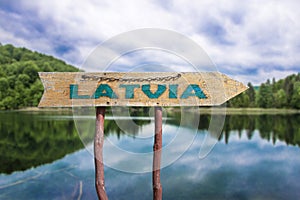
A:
94,107,108,200
153,106,163,200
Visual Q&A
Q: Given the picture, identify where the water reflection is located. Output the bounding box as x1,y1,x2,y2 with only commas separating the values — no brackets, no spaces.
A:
1,110,300,199
1,118,300,199
1,111,300,175
221,114,300,147
0,111,83,174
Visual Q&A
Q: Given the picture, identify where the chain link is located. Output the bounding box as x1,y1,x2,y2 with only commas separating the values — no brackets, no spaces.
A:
81,73,181,82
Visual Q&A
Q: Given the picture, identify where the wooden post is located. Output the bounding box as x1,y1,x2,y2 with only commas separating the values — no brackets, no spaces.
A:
94,107,108,200
153,107,163,200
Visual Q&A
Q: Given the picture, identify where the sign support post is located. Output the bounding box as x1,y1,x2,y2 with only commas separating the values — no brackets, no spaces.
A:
153,106,163,200
94,107,108,200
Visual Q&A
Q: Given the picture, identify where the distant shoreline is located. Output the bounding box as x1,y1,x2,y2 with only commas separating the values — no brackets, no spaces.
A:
198,107,300,115
9,107,300,115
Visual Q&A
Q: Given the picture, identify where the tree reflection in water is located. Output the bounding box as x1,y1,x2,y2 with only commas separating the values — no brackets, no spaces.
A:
0,109,300,174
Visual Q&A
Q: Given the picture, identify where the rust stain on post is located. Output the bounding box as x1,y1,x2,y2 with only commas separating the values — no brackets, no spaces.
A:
94,107,108,200
153,107,163,200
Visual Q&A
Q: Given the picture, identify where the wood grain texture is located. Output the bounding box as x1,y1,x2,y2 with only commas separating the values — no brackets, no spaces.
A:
38,72,248,107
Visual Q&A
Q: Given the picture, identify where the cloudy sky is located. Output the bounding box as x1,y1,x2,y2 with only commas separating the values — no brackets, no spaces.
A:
0,0,299,85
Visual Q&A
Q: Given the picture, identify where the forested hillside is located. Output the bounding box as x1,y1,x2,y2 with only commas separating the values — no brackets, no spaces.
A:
228,73,300,109
0,44,79,109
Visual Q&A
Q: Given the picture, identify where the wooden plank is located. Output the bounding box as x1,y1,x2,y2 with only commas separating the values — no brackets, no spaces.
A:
38,72,247,107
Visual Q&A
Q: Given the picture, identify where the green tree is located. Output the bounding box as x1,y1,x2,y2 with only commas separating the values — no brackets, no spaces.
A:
0,77,9,99
28,80,44,106
274,89,287,108
7,75,16,89
1,96,16,109
246,82,256,107
17,74,31,88
257,83,273,108
0,67,5,77
240,93,250,107
284,77,294,105
23,62,39,83
291,82,300,109
14,81,26,107
43,62,53,72
12,47,22,61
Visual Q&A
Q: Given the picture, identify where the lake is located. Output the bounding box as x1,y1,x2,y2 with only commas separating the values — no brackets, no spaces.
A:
1,109,300,199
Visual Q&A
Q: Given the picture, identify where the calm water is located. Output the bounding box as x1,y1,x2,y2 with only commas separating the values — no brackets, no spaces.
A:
1,110,300,199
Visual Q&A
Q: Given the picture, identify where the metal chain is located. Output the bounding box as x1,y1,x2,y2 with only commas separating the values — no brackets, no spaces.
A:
81,73,181,82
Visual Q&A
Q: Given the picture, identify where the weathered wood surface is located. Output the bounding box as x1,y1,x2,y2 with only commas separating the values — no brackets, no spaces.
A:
38,72,247,107
153,107,163,200
94,107,108,200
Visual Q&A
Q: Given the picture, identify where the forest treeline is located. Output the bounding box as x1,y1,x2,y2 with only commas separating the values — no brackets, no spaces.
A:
0,43,299,109
0,44,79,109
227,73,300,108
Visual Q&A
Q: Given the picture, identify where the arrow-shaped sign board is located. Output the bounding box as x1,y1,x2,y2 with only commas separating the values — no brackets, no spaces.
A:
38,72,247,107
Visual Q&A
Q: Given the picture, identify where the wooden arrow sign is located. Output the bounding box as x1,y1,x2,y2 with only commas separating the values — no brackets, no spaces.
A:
38,72,247,107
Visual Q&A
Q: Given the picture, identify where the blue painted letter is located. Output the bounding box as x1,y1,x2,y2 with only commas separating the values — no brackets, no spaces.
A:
70,85,90,99
142,84,166,99
169,84,178,98
92,84,118,99
119,84,140,99
180,84,207,99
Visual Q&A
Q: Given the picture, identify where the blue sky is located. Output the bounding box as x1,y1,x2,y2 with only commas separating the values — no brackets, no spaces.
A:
0,0,299,85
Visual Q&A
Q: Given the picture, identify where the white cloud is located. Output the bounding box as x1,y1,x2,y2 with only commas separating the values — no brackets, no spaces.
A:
0,0,299,84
